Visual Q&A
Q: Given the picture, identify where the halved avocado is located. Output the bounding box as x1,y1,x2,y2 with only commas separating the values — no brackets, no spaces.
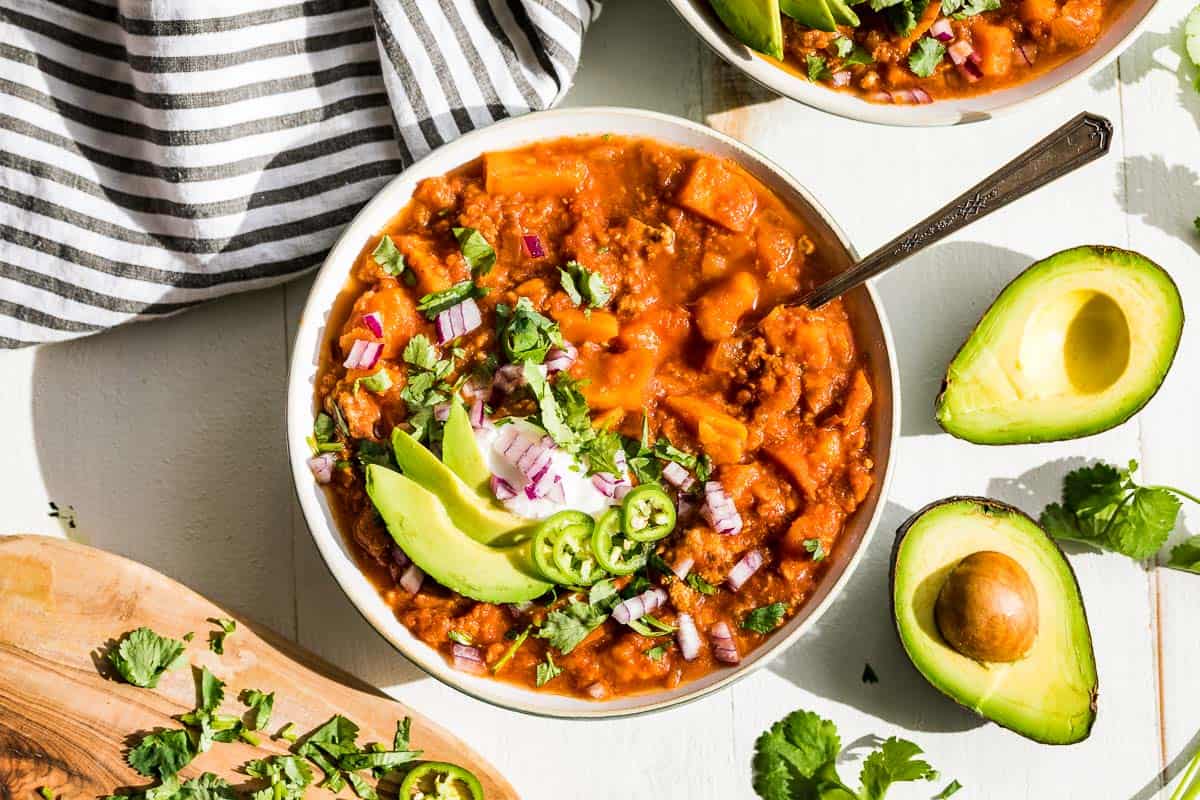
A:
781,0,837,32
891,497,1098,745
390,427,533,547
709,0,785,59
365,465,551,604
442,399,491,495
935,246,1183,444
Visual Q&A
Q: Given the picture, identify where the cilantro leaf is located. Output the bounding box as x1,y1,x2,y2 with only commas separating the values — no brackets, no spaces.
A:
497,297,562,364
245,756,312,800
371,235,406,276
1167,535,1200,573
645,644,668,660
240,688,274,731
742,602,787,634
356,440,393,469
525,367,597,455
559,261,612,308
198,665,224,712
752,710,844,800
452,227,496,276
128,729,195,779
803,538,827,562
859,737,937,800
844,44,875,66
313,412,337,446
833,36,855,57
354,368,392,395
942,0,999,15
687,573,716,595
536,653,563,687
582,428,624,475
908,37,945,77
402,334,439,370
806,54,833,81
415,281,487,320
108,627,187,688
179,773,238,800
394,717,412,751
206,618,235,655
537,601,606,654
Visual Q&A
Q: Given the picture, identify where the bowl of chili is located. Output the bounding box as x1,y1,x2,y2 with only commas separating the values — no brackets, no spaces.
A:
287,107,899,717
666,0,1157,125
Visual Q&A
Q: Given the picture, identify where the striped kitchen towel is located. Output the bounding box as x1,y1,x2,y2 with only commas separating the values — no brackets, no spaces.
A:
0,0,599,347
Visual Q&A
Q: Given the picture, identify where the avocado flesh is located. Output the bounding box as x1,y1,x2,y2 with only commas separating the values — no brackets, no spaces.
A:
441,400,491,496
390,427,533,547
781,0,838,31
891,498,1098,745
366,465,551,604
824,0,860,26
936,246,1183,444
709,0,785,59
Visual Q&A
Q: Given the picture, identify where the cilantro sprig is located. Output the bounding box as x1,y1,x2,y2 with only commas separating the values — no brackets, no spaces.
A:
559,260,612,308
108,627,187,688
1168,535,1200,574
497,297,563,364
908,37,945,78
752,709,947,800
1039,460,1199,561
371,235,405,277
742,602,786,634
452,227,496,277
536,580,621,654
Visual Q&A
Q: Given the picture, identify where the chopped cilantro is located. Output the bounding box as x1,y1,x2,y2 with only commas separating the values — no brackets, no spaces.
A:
933,779,964,798
870,0,929,37
371,235,405,276
626,614,677,637
537,580,621,654
862,663,879,684
559,261,612,308
452,227,496,276
402,333,439,370
582,428,624,475
356,440,393,469
1039,460,1198,560
941,0,999,15
742,602,787,634
654,438,712,483
496,297,563,364
493,626,531,674
1168,534,1200,574
206,618,236,654
686,572,717,595
645,644,668,661
394,717,412,751
354,368,392,395
108,627,187,688
39,788,56,800
415,281,488,320
128,729,195,779
448,630,473,646
833,36,854,57
313,412,336,445
908,37,946,77
803,539,827,562
536,653,563,687
806,54,833,81
752,709,939,800
525,366,598,456
240,688,274,731
245,756,312,800
845,45,875,66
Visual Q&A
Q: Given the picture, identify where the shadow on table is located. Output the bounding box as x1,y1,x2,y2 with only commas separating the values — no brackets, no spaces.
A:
1117,153,1200,254
1089,20,1200,134
768,500,986,734
874,240,1036,439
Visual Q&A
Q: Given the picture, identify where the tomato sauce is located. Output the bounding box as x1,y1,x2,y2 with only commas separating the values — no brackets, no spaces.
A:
315,135,875,699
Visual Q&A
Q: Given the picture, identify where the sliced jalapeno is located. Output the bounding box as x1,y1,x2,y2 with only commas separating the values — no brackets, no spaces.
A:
398,762,484,800
621,484,677,542
591,508,648,575
532,510,594,585
552,514,603,585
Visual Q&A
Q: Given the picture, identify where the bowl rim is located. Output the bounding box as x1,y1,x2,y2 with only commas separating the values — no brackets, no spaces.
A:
286,106,901,718
661,0,1159,127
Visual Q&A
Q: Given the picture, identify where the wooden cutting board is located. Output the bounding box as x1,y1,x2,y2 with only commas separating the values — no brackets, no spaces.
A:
0,535,517,799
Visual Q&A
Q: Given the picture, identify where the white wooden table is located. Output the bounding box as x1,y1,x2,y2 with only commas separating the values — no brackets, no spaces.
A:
2,2,1197,797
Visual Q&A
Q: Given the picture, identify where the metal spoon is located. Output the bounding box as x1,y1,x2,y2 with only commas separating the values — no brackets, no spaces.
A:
796,111,1113,309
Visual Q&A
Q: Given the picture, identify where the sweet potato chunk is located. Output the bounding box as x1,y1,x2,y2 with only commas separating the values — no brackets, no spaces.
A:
578,350,656,411
553,308,619,343
339,286,423,360
840,369,873,430
694,272,760,342
972,22,1015,78
1019,0,1058,25
1049,0,1102,47
665,396,749,464
675,158,757,233
485,150,588,196
767,427,844,501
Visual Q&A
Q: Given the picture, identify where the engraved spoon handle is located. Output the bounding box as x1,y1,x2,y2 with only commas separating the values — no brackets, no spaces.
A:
797,111,1113,309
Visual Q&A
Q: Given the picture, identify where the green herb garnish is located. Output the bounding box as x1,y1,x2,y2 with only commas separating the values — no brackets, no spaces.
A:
908,37,945,77
354,368,392,395
496,297,563,364
806,54,833,81
645,645,668,661
1168,535,1200,574
942,0,1000,16
415,281,488,320
108,627,187,689
371,235,406,276
933,779,964,799
239,689,274,731
537,580,621,654
536,653,563,687
128,729,195,779
559,261,612,308
803,539,827,562
448,630,473,646
492,626,530,674
742,602,786,634
452,227,496,276
687,572,717,595
206,618,236,655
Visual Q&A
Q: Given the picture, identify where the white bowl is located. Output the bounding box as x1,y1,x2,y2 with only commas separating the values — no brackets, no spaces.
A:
287,107,900,717
664,0,1157,125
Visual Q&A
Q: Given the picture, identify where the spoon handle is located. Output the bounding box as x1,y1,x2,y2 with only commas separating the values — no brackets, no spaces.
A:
798,111,1113,309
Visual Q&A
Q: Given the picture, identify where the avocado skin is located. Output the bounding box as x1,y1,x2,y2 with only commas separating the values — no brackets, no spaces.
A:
934,245,1184,445
889,497,1099,745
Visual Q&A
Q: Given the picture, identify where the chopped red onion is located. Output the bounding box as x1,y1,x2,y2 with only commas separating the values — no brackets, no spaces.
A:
869,90,893,104
491,475,518,501
399,562,425,594
911,88,933,105
435,298,482,343
391,545,409,567
362,311,384,338
496,428,555,481
661,461,694,491
671,556,694,580
1018,42,1036,66
959,59,983,82
307,453,335,484
342,339,382,370
468,399,492,431
433,403,451,422
544,342,578,373
491,363,528,395
525,463,562,500
929,17,953,41
710,621,740,664
831,70,852,88
612,587,668,625
343,339,367,369
591,471,632,499
892,88,932,105
947,39,975,65
451,643,485,674
585,682,607,699
727,549,764,592
677,613,700,661
522,233,545,259
544,476,566,505
702,481,743,536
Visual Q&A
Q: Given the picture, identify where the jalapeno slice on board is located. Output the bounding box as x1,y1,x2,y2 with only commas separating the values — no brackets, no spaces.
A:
591,508,648,575
621,484,677,542
532,510,595,585
552,513,603,585
398,762,484,800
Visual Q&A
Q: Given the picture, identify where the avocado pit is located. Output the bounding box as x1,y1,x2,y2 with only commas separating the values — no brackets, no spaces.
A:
935,550,1038,663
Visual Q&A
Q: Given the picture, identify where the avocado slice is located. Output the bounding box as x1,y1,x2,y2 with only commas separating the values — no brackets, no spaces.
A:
366,465,551,604
824,0,860,26
781,0,837,32
935,246,1183,444
891,497,1098,745
442,399,491,495
708,0,785,60
390,427,533,547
